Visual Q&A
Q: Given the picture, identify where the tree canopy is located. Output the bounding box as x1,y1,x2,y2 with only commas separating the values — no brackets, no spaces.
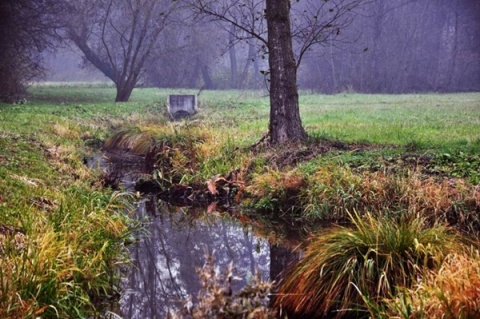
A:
63,0,179,102
0,0,63,102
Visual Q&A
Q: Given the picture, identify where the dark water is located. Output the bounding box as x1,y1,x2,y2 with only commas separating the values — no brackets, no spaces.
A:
118,197,296,318
90,153,297,318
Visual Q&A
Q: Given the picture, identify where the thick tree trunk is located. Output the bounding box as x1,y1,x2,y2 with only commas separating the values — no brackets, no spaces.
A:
266,0,307,144
115,83,135,102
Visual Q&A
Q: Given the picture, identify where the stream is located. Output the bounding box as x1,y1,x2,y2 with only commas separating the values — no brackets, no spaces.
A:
93,153,298,318
118,197,292,318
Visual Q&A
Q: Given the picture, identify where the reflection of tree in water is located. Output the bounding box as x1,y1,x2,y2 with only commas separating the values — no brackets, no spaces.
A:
120,197,272,318
270,243,299,283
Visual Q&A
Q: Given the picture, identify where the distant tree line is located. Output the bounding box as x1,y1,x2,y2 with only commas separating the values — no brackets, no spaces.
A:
140,0,480,94
1,0,479,104
298,0,480,93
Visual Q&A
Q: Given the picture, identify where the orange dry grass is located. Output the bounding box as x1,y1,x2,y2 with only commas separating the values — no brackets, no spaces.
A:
394,252,480,319
302,167,480,230
250,170,305,198
350,171,471,214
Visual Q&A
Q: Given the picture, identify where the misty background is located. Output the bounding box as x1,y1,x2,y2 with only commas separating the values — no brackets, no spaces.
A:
6,0,480,96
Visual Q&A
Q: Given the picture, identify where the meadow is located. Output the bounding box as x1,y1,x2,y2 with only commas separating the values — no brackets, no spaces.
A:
1,84,479,318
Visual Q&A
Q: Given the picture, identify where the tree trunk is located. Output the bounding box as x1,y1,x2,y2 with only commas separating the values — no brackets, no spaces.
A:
229,26,238,89
270,243,299,282
201,64,215,89
265,0,307,144
239,42,256,89
115,83,135,102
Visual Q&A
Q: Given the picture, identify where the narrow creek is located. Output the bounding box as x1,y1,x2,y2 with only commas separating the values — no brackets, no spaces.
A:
119,198,294,318
93,153,298,318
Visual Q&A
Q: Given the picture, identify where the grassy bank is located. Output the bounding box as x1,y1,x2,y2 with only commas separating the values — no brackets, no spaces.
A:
0,87,147,318
1,85,479,317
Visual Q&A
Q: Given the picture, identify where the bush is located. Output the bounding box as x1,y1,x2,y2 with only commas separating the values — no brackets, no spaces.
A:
273,212,463,319
169,253,275,319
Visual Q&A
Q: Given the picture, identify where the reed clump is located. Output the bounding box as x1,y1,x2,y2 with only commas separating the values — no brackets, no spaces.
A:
0,190,133,318
273,211,464,319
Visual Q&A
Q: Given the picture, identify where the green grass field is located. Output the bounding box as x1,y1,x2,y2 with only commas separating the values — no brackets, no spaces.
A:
20,86,480,150
1,84,479,317
301,93,480,149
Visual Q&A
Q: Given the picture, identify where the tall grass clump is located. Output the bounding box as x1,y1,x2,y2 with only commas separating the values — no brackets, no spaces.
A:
103,126,159,155
273,212,463,319
387,251,480,319
104,124,250,184
0,188,133,318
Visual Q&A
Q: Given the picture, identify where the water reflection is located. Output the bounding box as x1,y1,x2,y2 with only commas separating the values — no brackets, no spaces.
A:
119,196,273,318
90,152,299,317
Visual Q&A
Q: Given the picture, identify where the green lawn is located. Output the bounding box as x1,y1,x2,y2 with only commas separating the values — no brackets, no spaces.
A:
13,86,479,151
300,93,480,149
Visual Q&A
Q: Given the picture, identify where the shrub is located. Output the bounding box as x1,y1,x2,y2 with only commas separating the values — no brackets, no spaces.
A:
169,253,275,319
273,212,463,319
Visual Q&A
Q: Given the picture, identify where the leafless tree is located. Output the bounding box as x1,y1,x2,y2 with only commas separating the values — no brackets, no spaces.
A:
0,0,63,102
145,22,222,89
264,0,307,144
186,0,370,144
63,0,179,102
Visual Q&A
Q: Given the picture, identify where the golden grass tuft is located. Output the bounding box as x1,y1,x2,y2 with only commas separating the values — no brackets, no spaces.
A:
103,127,157,155
273,212,464,318
388,251,480,319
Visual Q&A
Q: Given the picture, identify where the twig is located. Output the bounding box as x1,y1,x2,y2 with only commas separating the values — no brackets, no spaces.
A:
249,132,270,150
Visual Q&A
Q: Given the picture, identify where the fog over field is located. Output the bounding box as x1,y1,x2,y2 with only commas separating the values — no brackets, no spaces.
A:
39,0,479,94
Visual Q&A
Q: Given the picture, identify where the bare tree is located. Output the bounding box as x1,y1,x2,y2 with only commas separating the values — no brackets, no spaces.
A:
188,0,302,144
0,0,63,102
143,11,224,89
64,0,178,102
187,0,369,144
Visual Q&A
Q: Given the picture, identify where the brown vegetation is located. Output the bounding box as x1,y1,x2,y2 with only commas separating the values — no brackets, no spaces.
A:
272,212,464,318
388,251,480,319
